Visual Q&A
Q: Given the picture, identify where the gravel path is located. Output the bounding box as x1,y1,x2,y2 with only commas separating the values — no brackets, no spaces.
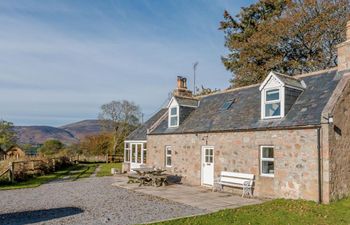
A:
0,177,206,225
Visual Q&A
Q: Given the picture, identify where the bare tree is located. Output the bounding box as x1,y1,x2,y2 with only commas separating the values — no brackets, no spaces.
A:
98,100,141,155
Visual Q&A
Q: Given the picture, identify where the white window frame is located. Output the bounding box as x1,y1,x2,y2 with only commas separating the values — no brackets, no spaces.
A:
168,106,179,128
124,140,147,164
124,142,130,162
262,87,284,119
260,146,275,177
165,146,172,167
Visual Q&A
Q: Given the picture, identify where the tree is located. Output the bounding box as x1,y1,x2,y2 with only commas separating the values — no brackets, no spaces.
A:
220,0,350,87
99,100,141,154
194,85,220,96
80,133,113,156
38,139,64,156
0,120,17,151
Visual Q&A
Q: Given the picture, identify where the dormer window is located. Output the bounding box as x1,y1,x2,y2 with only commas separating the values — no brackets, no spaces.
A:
169,106,179,127
264,89,281,118
260,71,305,120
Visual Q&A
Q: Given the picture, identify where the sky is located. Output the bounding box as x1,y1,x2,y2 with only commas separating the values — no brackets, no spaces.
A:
0,0,255,127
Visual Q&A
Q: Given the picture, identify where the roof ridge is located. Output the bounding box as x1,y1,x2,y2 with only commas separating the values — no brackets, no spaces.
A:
273,71,301,81
198,83,261,98
294,67,338,78
197,67,338,99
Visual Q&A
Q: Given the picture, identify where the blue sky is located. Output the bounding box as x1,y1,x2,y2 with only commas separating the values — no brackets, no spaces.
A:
0,0,255,126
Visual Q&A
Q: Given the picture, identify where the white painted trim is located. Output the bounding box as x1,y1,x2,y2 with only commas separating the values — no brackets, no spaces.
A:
168,105,180,128
201,146,215,186
259,71,284,91
260,146,275,178
166,96,178,108
165,146,172,167
125,140,147,143
261,87,285,119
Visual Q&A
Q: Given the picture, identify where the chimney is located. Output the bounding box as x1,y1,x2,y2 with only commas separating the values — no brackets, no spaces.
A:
173,76,192,97
337,21,350,72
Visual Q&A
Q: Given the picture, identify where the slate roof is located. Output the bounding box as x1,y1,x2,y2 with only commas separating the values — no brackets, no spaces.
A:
149,69,340,135
174,96,199,107
273,72,305,89
126,109,167,140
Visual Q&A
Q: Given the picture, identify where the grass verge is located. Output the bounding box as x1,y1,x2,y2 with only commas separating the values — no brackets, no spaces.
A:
152,198,350,225
0,163,97,190
96,163,122,177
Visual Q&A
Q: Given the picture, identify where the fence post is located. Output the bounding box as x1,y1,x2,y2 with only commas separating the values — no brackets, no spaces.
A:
8,162,14,183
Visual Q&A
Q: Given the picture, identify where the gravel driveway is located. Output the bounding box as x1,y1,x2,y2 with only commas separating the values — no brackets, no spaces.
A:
0,177,206,225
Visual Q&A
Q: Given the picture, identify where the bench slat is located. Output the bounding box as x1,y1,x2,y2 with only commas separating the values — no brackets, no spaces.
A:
220,177,253,185
220,171,254,180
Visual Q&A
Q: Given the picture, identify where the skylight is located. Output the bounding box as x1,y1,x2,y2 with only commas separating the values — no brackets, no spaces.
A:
220,99,235,110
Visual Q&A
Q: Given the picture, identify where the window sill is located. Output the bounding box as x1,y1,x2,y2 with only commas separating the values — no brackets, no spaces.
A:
260,174,274,178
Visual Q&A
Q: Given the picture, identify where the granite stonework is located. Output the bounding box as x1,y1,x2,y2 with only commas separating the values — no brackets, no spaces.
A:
147,128,320,201
329,76,350,201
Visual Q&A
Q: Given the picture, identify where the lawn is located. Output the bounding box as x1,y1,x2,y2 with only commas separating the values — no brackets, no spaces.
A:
153,198,350,225
96,163,122,177
0,163,97,190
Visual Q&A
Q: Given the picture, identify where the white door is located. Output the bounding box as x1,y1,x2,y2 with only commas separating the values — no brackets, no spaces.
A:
201,146,214,186
130,143,142,169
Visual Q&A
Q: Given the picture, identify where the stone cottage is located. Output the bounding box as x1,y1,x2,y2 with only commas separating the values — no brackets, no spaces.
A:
124,22,350,203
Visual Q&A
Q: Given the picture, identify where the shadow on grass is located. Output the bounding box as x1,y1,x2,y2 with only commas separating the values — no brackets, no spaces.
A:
0,207,84,225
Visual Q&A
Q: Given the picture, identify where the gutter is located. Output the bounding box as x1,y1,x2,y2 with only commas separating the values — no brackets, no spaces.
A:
317,127,322,204
148,124,321,136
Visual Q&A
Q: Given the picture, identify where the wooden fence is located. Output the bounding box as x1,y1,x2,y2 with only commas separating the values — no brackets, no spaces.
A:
0,157,70,183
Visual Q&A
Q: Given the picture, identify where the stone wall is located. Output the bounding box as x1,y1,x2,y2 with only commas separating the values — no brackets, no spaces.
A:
147,128,319,201
329,77,350,201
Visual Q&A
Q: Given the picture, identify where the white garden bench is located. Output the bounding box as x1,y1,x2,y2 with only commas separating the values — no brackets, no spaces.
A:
214,171,255,198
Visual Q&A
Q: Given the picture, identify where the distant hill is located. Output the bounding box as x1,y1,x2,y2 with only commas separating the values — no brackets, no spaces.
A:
60,120,114,140
15,120,114,145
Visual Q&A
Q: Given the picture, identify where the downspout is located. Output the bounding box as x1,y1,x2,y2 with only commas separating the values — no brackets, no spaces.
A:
317,127,322,204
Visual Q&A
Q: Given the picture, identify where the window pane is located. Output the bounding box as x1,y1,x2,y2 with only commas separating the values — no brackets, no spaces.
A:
125,143,129,148
170,107,177,116
167,149,172,155
262,147,274,158
166,156,172,166
143,143,147,150
137,146,141,163
266,89,279,101
132,146,136,163
143,150,147,163
209,149,213,156
265,103,281,117
262,161,274,175
170,117,178,126
125,149,130,162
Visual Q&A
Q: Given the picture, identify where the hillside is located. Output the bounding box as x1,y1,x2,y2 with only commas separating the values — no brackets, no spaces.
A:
15,120,114,145
60,120,114,140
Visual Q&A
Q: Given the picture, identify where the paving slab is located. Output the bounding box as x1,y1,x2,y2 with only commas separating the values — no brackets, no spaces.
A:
112,175,264,212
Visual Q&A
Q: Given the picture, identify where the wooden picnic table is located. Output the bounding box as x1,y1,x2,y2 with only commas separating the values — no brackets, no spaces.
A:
128,168,168,187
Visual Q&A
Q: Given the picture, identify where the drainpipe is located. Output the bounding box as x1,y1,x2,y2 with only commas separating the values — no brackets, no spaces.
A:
317,127,322,204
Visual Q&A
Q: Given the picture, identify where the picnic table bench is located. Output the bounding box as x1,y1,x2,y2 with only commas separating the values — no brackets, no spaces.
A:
214,171,255,198
128,168,168,187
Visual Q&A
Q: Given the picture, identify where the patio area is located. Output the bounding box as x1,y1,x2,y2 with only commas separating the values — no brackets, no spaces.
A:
111,175,264,212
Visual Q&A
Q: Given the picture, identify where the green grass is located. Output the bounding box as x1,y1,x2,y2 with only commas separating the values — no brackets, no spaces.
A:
0,163,97,190
96,163,122,177
153,198,350,225
67,163,98,180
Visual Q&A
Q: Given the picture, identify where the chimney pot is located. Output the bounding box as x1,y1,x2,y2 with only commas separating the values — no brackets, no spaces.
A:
174,76,192,97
